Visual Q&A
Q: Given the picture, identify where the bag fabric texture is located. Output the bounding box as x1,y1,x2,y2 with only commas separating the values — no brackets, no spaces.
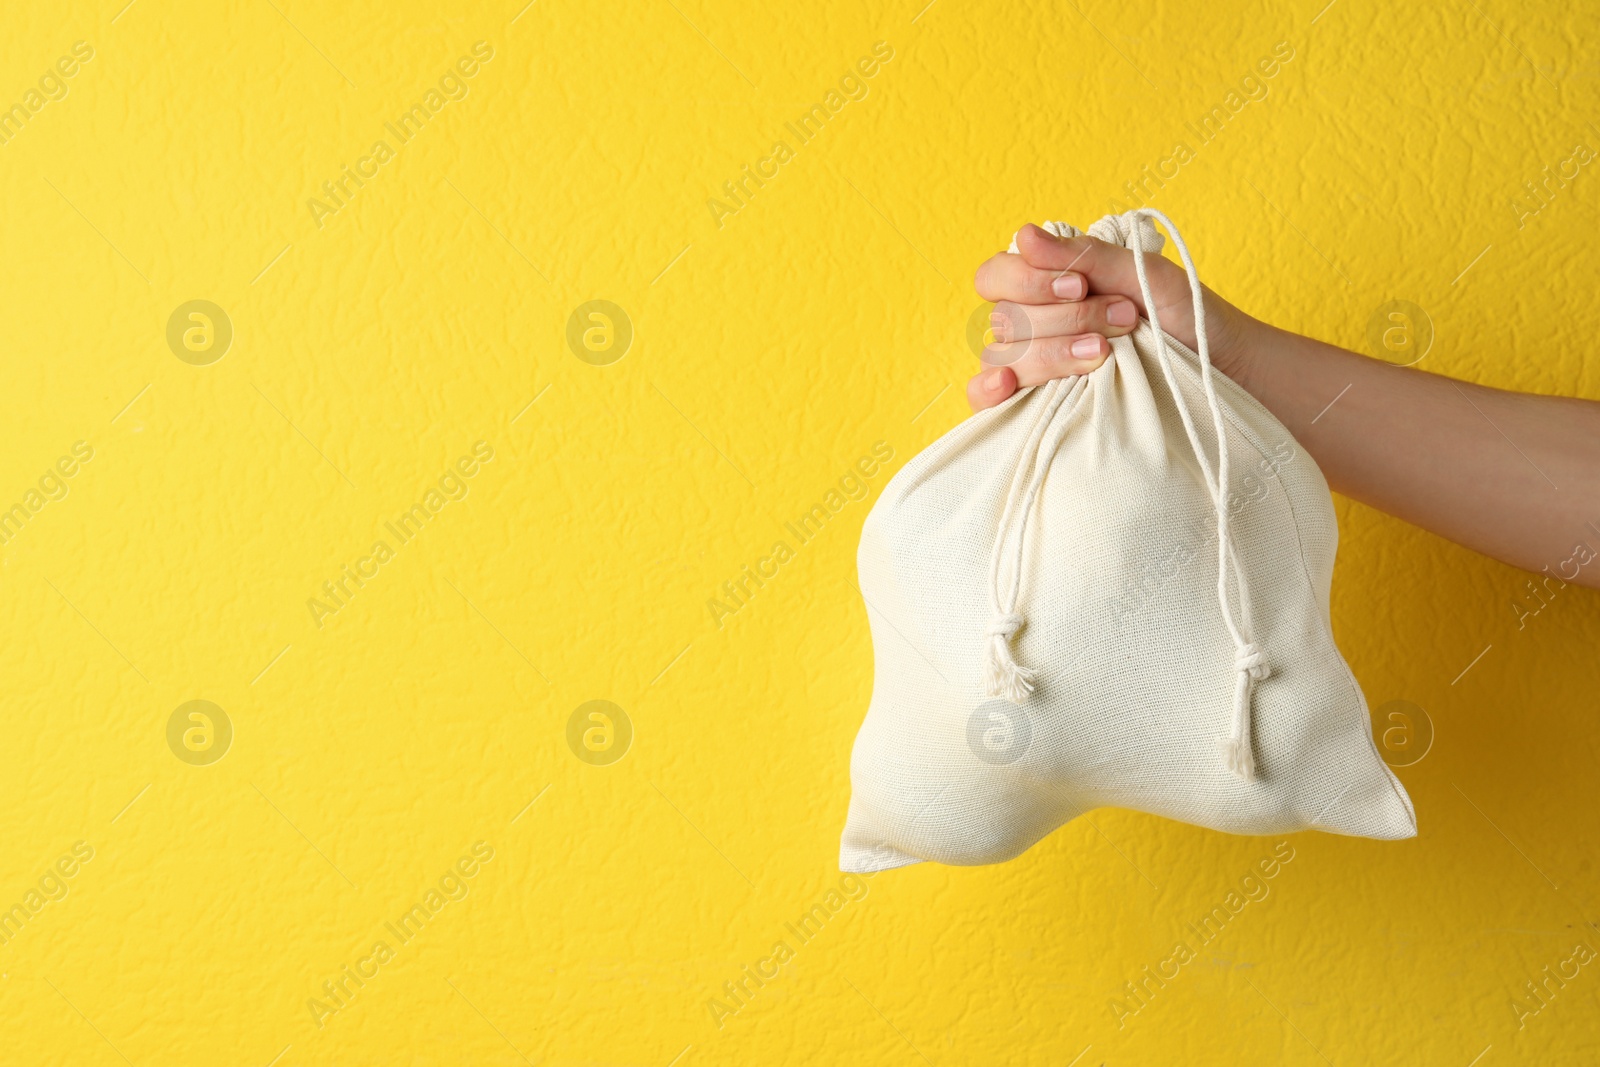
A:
840,209,1416,873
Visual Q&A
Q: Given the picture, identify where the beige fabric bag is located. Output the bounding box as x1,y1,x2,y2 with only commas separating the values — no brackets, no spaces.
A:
840,210,1415,873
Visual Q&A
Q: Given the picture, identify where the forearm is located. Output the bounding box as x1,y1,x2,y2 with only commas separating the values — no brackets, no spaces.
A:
1226,319,1600,588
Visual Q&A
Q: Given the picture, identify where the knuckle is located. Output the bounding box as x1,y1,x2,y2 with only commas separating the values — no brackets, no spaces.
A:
1058,301,1093,332
987,303,1010,342
974,255,1006,295
997,302,1035,340
1062,236,1098,273
973,265,991,296
1037,335,1074,364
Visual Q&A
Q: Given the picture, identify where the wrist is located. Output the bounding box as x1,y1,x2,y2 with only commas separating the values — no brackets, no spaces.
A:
1205,295,1267,393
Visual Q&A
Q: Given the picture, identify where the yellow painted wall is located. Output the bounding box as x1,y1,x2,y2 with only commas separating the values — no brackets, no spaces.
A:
3,1,1598,1063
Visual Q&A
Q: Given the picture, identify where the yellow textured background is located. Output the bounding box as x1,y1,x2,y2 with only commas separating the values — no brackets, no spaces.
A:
3,0,1599,1063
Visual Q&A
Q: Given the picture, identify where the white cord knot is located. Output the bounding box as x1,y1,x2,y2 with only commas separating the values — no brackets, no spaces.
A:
1235,643,1270,681
979,377,1087,710
983,613,1035,704
987,613,1024,639
1222,641,1272,781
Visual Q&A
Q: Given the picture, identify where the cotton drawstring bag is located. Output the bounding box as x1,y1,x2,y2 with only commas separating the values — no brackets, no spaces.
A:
839,209,1415,873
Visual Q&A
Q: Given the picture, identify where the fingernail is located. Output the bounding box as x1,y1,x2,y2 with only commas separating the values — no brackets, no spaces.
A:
1107,300,1136,326
1070,337,1101,359
1051,275,1085,300
986,369,1009,392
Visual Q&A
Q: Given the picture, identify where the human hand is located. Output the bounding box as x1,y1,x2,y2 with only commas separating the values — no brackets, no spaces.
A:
967,223,1257,411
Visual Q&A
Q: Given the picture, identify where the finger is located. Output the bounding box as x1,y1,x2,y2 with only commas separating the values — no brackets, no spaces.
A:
974,251,1088,304
1014,223,1209,352
1013,223,1186,317
989,295,1139,344
981,332,1111,386
967,365,1018,412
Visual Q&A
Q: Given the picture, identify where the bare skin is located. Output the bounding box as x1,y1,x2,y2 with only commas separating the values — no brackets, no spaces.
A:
971,224,1600,589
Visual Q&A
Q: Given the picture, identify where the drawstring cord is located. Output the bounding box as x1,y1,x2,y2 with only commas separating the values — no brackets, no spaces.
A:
1128,208,1270,780
984,376,1086,701
982,210,1270,781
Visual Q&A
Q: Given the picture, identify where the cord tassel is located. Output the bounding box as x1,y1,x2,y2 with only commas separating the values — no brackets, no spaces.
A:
980,376,1085,706
1126,208,1275,782
1222,643,1270,779
984,613,1035,703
